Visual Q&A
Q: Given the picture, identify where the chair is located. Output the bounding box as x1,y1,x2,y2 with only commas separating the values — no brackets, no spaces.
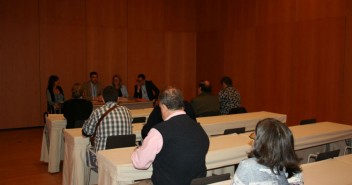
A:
300,118,316,125
105,134,137,149
191,173,231,185
87,134,136,185
344,146,352,155
229,107,247,114
307,149,340,163
224,127,245,135
132,117,146,124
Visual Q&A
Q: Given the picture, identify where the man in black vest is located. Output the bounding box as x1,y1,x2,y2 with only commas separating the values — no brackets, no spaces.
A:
131,87,209,185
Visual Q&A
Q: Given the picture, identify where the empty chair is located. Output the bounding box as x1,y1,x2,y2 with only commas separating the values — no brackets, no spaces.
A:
105,134,136,149
300,118,316,125
132,117,146,124
307,149,340,163
224,127,246,135
229,107,247,114
191,173,231,185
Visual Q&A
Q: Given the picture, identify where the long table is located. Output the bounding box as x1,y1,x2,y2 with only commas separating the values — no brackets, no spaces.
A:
96,134,251,185
40,114,66,173
197,111,287,136
40,108,151,174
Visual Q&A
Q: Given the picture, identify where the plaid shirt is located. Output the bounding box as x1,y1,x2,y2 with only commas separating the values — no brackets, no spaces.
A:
82,101,132,151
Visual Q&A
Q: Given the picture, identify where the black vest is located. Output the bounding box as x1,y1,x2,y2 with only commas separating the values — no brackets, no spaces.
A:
152,114,209,185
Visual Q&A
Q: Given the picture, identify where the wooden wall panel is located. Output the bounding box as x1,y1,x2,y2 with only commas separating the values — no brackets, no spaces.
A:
196,0,226,31
0,0,41,129
164,0,196,32
86,28,127,88
196,32,224,94
224,29,256,111
164,32,196,100
256,0,296,24
126,30,165,96
127,0,164,31
39,0,86,112
294,18,345,124
226,0,256,30
297,0,347,21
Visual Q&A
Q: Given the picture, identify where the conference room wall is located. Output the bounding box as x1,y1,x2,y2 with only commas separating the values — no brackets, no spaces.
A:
0,0,198,129
0,0,41,129
196,0,350,126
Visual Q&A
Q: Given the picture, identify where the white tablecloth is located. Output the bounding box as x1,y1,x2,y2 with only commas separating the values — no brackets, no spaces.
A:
62,124,144,185
97,134,251,185
197,111,287,136
40,114,66,173
302,156,352,185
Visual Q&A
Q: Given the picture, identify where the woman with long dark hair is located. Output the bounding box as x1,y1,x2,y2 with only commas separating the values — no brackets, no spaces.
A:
233,118,303,185
46,75,64,113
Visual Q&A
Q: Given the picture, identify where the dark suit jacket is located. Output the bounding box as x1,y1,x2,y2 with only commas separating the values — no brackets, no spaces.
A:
62,99,93,128
141,101,196,139
133,80,159,101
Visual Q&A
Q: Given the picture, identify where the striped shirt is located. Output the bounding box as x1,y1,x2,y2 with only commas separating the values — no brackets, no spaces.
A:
82,101,132,152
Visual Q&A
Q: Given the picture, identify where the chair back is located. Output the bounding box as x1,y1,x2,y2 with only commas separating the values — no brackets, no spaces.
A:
191,173,231,185
300,118,316,125
316,149,340,161
224,127,245,135
132,117,146,123
105,134,136,149
73,120,85,128
229,107,247,114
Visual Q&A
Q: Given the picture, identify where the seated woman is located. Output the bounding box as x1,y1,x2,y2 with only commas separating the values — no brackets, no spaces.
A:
111,74,129,98
233,118,303,185
46,75,64,113
62,83,93,128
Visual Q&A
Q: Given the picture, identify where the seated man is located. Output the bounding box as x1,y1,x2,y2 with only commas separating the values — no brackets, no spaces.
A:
82,86,132,152
82,71,103,101
141,100,196,139
191,80,220,117
132,87,209,185
134,74,160,101
62,83,93,128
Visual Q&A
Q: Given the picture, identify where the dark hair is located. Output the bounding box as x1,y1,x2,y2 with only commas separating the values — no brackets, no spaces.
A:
112,75,122,86
90,71,98,77
137,74,146,80
47,75,63,102
159,87,184,110
71,83,83,99
249,118,301,178
221,76,232,86
199,80,211,93
103,86,119,102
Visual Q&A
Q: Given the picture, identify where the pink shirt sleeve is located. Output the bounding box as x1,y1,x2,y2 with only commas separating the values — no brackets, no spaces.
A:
131,128,163,169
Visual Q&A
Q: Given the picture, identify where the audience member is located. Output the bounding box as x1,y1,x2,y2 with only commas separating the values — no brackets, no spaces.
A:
219,76,241,114
233,118,303,185
141,100,196,139
111,74,129,98
82,86,132,152
132,87,209,185
134,74,159,101
62,83,93,128
46,75,64,113
82,71,102,101
191,80,220,117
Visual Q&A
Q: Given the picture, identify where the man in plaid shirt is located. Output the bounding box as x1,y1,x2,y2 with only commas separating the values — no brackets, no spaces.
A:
82,86,132,152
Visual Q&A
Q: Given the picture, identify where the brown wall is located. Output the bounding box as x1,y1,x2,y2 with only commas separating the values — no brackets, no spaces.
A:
197,0,352,125
1,0,352,129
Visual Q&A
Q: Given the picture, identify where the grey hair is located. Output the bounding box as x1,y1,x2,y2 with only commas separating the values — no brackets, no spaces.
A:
159,87,184,110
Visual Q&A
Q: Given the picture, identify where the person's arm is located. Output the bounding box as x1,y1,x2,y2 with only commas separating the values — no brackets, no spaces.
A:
82,110,98,137
133,85,140,98
141,106,162,139
150,81,159,100
131,128,163,169
46,89,55,106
